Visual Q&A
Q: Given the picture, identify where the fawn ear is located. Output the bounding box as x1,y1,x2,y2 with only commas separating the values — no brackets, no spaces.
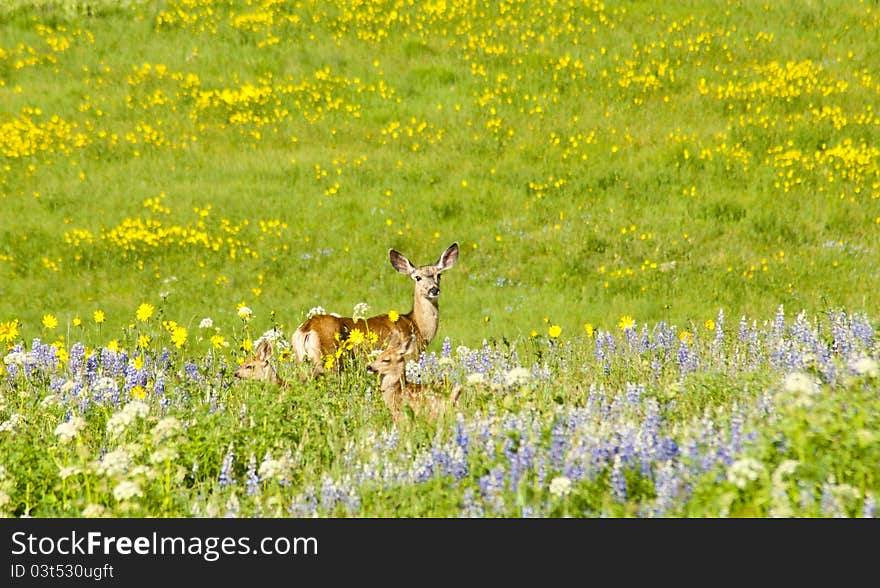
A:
389,249,416,275
402,334,417,356
254,339,273,360
387,329,404,349
436,242,459,272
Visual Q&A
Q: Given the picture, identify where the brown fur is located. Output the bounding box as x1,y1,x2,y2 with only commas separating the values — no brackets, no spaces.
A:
367,332,463,423
291,242,459,376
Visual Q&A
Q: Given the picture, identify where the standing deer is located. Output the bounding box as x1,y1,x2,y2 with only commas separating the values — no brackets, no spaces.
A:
291,242,459,375
367,332,463,422
234,338,287,387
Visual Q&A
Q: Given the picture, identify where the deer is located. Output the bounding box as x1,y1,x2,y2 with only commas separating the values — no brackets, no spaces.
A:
367,331,463,422
234,338,287,387
291,242,459,376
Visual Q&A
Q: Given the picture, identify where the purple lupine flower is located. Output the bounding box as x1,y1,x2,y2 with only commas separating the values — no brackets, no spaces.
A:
610,455,627,503
218,443,235,488
246,454,260,496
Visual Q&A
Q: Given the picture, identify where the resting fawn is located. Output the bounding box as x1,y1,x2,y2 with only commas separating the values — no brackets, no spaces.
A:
367,332,463,422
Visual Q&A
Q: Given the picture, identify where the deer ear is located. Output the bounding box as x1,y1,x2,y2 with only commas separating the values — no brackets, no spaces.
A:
387,329,404,348
255,339,273,360
389,249,416,275
436,242,459,272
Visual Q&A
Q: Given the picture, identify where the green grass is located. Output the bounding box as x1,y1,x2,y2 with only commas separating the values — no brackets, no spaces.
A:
0,0,878,347
1,0,879,519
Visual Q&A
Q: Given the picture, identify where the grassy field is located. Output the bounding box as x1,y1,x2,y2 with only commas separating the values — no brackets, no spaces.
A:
1,0,879,518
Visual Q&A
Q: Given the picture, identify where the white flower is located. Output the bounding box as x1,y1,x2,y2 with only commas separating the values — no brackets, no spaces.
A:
3,351,26,366
60,380,76,394
352,302,370,321
95,448,131,478
149,447,179,464
40,394,60,408
82,504,107,517
59,466,83,480
258,456,287,482
151,416,182,443
0,414,23,433
466,373,485,385
113,480,142,501
851,356,879,378
783,372,819,395
726,457,767,489
306,306,326,319
504,367,531,387
549,476,572,498
106,401,149,438
199,317,214,329
237,306,253,320
54,416,86,443
781,372,821,408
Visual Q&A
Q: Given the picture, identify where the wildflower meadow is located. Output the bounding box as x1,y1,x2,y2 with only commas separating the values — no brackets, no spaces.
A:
1,0,879,519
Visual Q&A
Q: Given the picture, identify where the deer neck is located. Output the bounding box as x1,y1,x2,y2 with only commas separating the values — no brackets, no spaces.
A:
407,293,440,345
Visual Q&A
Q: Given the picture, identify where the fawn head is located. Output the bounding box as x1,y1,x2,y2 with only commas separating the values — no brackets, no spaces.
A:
235,339,280,384
367,332,417,380
389,242,459,301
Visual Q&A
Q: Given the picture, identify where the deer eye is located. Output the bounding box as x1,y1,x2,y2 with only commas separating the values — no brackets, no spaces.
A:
414,275,422,281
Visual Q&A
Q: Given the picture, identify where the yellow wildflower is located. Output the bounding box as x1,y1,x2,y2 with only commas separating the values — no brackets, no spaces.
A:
136,303,155,322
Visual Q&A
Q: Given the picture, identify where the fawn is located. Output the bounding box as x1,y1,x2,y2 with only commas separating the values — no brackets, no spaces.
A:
234,338,286,387
291,242,459,375
367,332,463,422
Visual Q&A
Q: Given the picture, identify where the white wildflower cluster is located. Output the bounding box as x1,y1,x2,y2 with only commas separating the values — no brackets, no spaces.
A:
113,480,142,501
257,451,296,484
2,350,29,367
94,447,132,478
769,460,799,518
198,317,214,329
255,328,290,352
237,306,253,320
54,415,86,444
352,302,370,321
549,476,572,498
150,416,182,443
726,457,767,489
780,372,821,408
306,306,326,319
504,367,531,387
106,401,149,438
850,356,879,378
0,413,23,433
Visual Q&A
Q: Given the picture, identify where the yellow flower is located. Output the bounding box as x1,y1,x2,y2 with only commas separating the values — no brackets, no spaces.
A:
584,323,595,338
388,310,399,323
548,324,562,338
323,354,335,370
171,326,187,348
679,331,693,344
72,317,82,327
0,320,19,344
618,315,635,331
704,319,715,331
134,354,145,370
210,334,226,350
137,334,151,349
93,310,106,324
107,339,120,353
131,385,146,400
347,328,365,346
136,303,155,322
529,329,538,338
42,314,58,330
241,338,253,352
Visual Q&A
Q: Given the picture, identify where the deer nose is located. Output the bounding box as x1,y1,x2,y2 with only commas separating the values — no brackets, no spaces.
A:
367,364,377,374
428,286,440,297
